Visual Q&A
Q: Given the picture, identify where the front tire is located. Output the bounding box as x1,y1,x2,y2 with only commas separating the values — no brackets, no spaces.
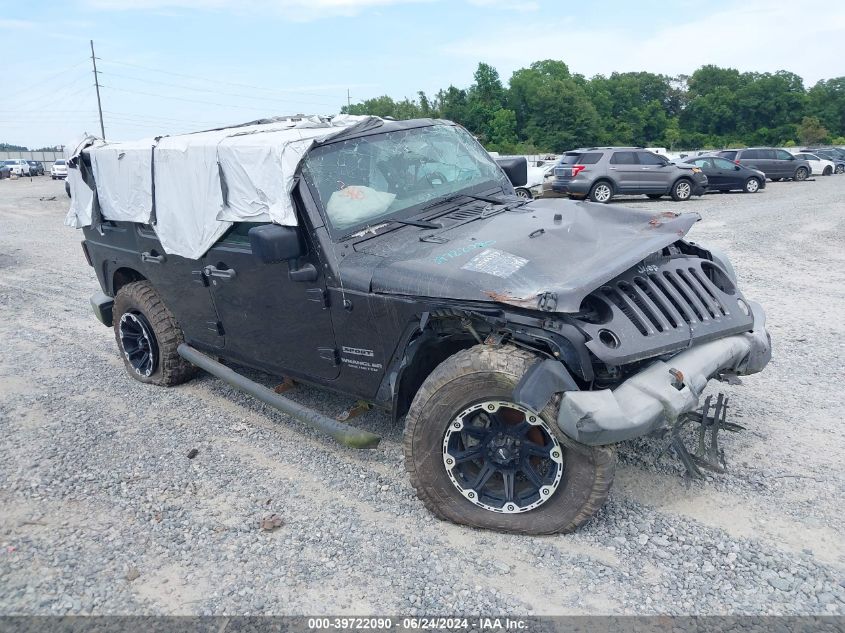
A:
835,164,844,175
744,177,761,193
588,181,613,203
671,178,693,201
794,167,809,181
404,344,615,535
514,188,532,200
112,281,196,386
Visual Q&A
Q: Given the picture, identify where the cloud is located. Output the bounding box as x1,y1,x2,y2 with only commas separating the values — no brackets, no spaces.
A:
83,0,436,20
466,0,539,11
442,0,845,85
0,19,36,29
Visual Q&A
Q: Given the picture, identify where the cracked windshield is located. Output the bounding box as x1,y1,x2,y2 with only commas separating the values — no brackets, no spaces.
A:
303,124,510,232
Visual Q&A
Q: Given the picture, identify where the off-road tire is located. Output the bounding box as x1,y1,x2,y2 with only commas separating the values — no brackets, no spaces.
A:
112,281,196,386
404,344,615,535
671,178,693,201
794,167,809,181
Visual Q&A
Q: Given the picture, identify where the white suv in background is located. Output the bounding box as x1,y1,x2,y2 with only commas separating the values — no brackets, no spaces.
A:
4,159,31,176
792,152,836,176
51,159,68,179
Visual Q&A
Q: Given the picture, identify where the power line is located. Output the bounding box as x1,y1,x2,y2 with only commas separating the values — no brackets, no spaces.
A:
98,58,347,100
99,84,292,113
99,70,341,108
0,60,89,102
10,70,92,110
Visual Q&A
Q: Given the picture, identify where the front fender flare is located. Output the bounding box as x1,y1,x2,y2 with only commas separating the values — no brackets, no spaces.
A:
512,358,578,413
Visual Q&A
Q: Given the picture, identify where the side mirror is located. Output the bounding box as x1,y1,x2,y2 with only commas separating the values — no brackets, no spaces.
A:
734,165,741,171
495,157,528,187
249,224,302,264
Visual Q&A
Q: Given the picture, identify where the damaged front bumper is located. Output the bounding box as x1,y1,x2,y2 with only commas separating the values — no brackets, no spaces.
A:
557,301,771,445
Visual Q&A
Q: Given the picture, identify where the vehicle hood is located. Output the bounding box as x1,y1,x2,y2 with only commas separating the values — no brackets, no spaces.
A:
346,198,699,313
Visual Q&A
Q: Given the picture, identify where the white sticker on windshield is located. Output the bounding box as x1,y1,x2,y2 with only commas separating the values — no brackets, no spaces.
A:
461,248,528,278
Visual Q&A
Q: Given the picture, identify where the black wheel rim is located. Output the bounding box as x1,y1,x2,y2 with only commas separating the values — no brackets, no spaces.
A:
442,401,564,514
119,311,158,377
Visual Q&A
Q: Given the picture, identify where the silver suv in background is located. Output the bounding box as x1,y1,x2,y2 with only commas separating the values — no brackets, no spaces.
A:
552,148,708,203
716,148,811,182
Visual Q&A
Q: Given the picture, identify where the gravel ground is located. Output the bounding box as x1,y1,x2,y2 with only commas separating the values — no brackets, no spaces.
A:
0,175,844,616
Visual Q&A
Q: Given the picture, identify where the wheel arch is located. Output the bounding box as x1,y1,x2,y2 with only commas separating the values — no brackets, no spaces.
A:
111,266,147,296
392,326,477,423
591,178,615,192
390,311,590,422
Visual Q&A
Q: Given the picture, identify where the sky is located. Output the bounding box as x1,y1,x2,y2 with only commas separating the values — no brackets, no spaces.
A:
2,0,844,149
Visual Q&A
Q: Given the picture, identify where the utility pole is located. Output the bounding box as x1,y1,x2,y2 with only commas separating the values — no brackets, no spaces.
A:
347,89,351,108
90,40,105,139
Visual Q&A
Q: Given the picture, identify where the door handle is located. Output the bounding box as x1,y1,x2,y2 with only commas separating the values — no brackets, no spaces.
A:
203,265,236,280
141,251,165,264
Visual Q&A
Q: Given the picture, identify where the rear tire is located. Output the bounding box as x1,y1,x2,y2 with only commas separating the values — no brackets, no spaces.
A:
588,181,613,203
404,344,615,535
823,166,833,176
112,281,197,386
671,178,693,201
744,177,761,193
794,167,809,181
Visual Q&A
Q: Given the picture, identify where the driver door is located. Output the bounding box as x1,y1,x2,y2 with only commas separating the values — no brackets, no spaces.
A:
202,222,340,381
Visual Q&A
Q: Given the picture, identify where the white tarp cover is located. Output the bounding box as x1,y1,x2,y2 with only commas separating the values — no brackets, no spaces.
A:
65,115,373,259
91,137,155,224
65,136,103,229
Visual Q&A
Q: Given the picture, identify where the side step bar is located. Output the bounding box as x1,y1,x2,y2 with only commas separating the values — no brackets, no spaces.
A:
177,344,381,449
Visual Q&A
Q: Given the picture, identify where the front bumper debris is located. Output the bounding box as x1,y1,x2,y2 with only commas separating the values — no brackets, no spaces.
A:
557,301,771,445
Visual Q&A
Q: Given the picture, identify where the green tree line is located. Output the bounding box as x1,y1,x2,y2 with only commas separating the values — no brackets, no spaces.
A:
341,61,845,153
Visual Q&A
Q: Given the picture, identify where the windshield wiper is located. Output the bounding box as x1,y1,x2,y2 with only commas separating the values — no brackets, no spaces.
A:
420,191,513,212
391,218,442,229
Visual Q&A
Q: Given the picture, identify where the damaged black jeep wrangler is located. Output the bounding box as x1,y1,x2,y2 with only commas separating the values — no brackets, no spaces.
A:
73,118,771,534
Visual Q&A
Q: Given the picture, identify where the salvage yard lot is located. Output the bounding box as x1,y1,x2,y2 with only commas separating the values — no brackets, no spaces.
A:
1,176,844,615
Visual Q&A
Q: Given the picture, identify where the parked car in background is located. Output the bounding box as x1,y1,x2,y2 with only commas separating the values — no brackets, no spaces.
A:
3,159,31,176
805,147,845,161
51,159,68,179
0,163,11,179
792,152,836,176
716,148,810,182
683,156,766,193
801,148,845,174
26,160,45,176
553,148,707,202
516,165,546,199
